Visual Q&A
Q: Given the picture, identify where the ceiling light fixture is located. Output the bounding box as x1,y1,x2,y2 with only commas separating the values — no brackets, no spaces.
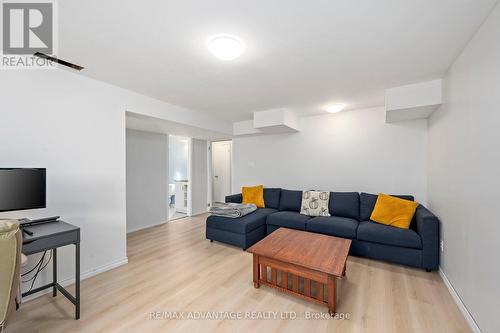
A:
324,103,346,113
207,34,245,61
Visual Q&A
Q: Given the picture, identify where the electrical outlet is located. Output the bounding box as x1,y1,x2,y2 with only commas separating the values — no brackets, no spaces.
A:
440,240,444,252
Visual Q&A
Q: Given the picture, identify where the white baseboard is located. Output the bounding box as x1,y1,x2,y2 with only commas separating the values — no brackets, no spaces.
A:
127,221,167,233
79,257,129,281
191,210,209,216
22,256,128,302
439,267,482,333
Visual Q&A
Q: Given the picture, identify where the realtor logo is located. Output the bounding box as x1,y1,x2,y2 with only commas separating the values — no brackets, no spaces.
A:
2,1,53,54
1,0,56,68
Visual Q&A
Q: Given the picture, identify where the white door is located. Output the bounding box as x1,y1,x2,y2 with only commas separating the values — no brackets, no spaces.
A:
212,141,232,203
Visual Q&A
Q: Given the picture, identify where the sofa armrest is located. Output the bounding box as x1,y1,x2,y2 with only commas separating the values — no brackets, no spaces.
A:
415,205,440,270
225,193,243,204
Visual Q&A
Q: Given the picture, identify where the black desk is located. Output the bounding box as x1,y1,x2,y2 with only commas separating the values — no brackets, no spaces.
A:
22,221,81,319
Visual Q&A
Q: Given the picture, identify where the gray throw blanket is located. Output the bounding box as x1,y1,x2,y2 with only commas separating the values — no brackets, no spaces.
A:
209,203,257,218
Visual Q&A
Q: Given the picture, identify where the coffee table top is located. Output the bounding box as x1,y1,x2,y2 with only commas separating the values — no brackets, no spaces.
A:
247,228,351,277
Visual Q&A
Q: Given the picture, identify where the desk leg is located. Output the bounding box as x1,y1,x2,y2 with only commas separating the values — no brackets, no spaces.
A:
52,248,57,297
75,242,80,320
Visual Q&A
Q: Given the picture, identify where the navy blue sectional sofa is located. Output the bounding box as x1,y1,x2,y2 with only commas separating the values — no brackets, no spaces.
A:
206,188,440,271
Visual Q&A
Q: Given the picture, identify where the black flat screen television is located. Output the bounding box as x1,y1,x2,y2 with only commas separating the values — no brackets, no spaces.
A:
0,168,46,212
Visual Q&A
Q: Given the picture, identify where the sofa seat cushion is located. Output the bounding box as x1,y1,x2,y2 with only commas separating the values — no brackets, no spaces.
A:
266,211,312,230
306,216,359,239
357,221,422,249
206,208,277,234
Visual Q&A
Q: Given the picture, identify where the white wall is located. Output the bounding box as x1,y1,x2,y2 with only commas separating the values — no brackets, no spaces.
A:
233,107,428,204
428,3,500,333
190,139,209,215
0,68,221,293
126,129,168,233
0,70,127,291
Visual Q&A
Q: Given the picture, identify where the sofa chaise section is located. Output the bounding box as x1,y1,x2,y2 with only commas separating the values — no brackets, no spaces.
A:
206,208,276,249
206,188,281,249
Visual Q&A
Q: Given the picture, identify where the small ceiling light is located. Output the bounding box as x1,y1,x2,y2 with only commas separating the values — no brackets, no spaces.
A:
324,103,346,113
207,34,245,61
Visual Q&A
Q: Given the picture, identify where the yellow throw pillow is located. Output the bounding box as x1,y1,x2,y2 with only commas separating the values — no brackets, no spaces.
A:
370,193,418,229
242,185,265,208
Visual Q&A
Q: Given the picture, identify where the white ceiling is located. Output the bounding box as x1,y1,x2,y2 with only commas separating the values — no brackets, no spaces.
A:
59,0,497,122
126,112,231,141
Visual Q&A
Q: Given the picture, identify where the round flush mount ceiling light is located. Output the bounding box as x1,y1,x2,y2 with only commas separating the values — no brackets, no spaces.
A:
207,34,245,61
324,103,346,113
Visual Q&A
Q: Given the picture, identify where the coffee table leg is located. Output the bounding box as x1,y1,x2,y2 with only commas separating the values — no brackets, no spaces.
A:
253,254,260,288
327,275,336,314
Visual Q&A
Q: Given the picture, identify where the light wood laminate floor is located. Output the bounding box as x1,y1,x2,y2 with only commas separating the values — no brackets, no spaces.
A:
7,214,470,333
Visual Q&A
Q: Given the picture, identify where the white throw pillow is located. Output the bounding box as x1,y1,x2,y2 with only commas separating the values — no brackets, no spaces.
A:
300,190,331,217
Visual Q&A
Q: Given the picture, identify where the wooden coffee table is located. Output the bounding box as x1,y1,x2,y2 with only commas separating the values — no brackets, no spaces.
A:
247,228,351,313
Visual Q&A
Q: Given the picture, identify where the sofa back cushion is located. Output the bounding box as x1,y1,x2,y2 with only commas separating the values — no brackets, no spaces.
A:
225,193,242,203
360,192,414,221
263,188,281,209
329,192,360,220
279,189,303,212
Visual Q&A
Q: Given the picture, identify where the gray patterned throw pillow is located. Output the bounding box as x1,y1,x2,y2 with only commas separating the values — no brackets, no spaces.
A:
300,190,331,216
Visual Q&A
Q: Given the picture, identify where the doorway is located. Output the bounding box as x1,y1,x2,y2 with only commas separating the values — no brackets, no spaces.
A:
211,141,232,204
168,135,190,220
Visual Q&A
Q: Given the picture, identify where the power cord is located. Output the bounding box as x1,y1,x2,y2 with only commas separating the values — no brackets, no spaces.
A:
21,252,45,277
21,250,53,292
